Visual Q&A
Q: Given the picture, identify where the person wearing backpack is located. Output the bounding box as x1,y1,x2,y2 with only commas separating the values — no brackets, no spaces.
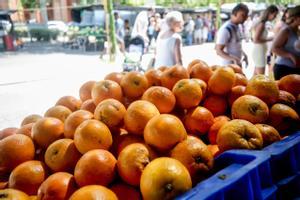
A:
215,3,249,67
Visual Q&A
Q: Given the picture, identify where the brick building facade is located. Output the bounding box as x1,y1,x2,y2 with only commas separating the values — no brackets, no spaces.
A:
0,0,73,22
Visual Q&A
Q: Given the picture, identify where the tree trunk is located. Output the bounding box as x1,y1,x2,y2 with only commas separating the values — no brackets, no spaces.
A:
40,0,48,24
216,0,223,30
104,0,118,61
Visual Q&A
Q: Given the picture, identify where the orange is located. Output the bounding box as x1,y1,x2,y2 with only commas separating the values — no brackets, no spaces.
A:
55,96,82,112
104,72,126,85
63,110,93,139
297,94,300,114
74,119,112,154
277,90,296,107
44,105,72,122
16,123,34,138
0,127,18,140
0,181,7,190
0,134,35,174
207,144,220,157
120,71,149,99
245,74,279,105
233,73,248,86
172,79,203,109
79,80,96,101
111,129,144,157
208,116,230,144
110,182,141,200
255,124,281,147
217,119,263,152
74,149,117,187
145,69,162,86
189,61,213,83
203,94,228,117
170,135,214,183
269,103,299,132
144,114,187,152
208,67,236,95
157,66,168,72
278,74,300,97
124,100,160,135
160,65,189,90
44,139,81,172
140,157,192,200
94,99,126,128
21,114,42,126
228,85,246,106
142,86,176,113
37,172,77,200
232,95,269,124
91,80,123,105
69,185,117,200
227,63,243,74
8,161,47,195
192,78,207,98
187,59,202,73
211,65,221,71
184,106,214,135
80,99,96,113
0,189,30,199
32,117,64,149
117,143,152,186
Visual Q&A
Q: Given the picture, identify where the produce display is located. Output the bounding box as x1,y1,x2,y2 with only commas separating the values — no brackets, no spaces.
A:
0,59,300,200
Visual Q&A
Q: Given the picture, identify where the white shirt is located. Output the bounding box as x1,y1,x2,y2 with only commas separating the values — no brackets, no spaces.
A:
185,19,195,34
154,33,182,68
131,11,149,43
216,21,243,65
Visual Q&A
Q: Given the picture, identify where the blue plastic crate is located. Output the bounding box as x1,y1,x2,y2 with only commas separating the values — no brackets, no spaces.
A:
178,131,300,200
176,150,276,200
263,131,300,199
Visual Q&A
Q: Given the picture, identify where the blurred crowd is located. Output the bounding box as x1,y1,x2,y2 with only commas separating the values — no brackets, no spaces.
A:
116,4,300,80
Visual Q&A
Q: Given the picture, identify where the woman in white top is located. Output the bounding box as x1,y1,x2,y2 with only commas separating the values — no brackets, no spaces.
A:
252,5,279,75
154,11,184,68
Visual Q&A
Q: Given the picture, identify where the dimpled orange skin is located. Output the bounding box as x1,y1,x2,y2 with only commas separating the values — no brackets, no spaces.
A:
140,157,192,200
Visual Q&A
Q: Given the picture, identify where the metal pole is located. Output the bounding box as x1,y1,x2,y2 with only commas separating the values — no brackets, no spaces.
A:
40,0,48,25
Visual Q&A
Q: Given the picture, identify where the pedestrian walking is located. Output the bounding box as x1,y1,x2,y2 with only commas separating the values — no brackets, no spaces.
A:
215,3,249,67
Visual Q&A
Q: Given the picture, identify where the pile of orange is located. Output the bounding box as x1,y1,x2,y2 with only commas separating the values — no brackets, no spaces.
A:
0,61,299,200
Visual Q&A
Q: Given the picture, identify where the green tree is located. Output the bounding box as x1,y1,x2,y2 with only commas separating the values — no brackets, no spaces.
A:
21,0,37,8
104,0,118,61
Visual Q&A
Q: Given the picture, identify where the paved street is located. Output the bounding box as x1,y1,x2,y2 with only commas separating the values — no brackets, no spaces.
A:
0,42,255,129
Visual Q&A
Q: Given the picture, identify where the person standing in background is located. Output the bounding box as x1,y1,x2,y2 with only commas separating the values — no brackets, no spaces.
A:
194,15,204,44
131,8,155,49
215,3,249,66
252,5,279,75
202,18,209,43
154,11,184,68
184,15,195,45
273,8,289,35
147,16,156,44
154,13,162,39
272,5,300,80
244,16,253,42
114,12,125,52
